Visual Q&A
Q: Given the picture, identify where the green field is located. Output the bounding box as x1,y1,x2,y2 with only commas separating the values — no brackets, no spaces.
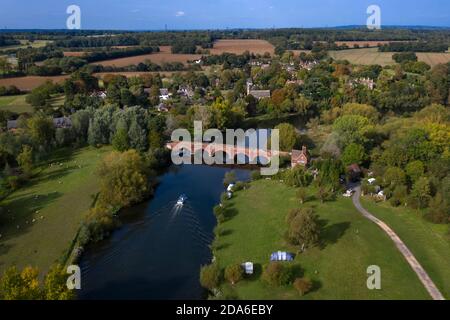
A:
329,47,450,67
213,179,431,299
0,40,51,52
361,199,450,299
0,95,34,114
0,146,110,274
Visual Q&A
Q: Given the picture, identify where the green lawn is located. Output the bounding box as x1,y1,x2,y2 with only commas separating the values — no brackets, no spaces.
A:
213,179,431,299
0,95,34,114
0,146,110,274
361,199,450,299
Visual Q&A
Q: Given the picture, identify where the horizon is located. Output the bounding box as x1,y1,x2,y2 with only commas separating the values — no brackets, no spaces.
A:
1,0,450,30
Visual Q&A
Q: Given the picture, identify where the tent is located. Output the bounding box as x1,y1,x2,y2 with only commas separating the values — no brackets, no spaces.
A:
270,251,295,261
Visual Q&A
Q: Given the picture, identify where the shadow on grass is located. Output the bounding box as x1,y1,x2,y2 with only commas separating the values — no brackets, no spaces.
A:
219,229,233,237
245,263,263,281
0,191,63,243
318,219,350,249
214,242,230,251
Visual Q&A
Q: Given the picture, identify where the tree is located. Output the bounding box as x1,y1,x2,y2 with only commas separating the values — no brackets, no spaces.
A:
262,262,294,287
316,186,333,203
383,167,406,189
409,177,432,209
112,128,129,152
341,143,367,166
17,145,33,176
284,166,312,187
342,103,379,122
27,114,55,146
43,265,75,300
392,52,417,63
199,263,221,290
296,188,307,204
71,110,91,143
224,264,244,285
333,115,369,148
223,170,237,187
293,277,313,296
390,185,408,207
128,120,148,152
275,123,298,151
0,266,42,300
287,207,320,250
405,160,425,183
97,150,150,208
424,193,449,224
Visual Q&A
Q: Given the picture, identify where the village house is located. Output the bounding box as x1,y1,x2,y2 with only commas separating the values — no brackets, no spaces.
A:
156,103,171,112
177,86,195,99
90,91,107,99
349,77,375,90
53,117,72,129
291,146,310,167
7,116,72,132
159,88,171,101
299,60,318,71
246,79,271,99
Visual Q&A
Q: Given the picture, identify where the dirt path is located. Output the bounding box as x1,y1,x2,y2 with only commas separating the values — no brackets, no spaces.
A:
352,186,445,300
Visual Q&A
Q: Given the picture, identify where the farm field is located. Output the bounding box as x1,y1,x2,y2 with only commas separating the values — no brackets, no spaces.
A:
63,51,87,57
0,95,34,114
92,46,202,67
0,75,69,91
334,41,406,48
329,47,450,67
361,199,450,299
0,147,111,275
213,179,430,300
209,39,275,55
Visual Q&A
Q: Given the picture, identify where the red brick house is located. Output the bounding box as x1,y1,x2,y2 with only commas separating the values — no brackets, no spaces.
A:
291,146,309,167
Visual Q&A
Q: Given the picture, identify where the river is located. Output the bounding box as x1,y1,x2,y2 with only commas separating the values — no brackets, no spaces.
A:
78,164,250,300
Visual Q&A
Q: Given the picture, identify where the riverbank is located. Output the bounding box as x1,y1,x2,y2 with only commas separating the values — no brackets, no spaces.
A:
211,179,431,299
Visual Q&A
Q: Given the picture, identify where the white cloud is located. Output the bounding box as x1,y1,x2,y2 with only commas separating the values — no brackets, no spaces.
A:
175,11,185,17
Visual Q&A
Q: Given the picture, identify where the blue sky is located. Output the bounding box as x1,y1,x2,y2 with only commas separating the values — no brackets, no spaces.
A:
0,0,449,30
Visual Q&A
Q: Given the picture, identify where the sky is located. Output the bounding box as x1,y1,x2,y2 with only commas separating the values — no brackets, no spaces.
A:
0,0,449,30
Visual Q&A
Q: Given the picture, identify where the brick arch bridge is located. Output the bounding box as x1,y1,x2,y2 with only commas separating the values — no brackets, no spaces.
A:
166,141,309,167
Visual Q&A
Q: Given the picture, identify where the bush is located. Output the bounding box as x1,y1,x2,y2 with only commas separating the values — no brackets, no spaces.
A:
262,262,294,287
213,205,226,223
200,263,222,290
233,181,249,192
250,170,262,181
224,264,244,285
79,206,115,245
287,207,320,251
6,175,20,190
293,278,313,296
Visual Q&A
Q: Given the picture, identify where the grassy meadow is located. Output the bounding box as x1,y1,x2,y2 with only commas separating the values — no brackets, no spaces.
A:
213,179,431,300
0,95,34,114
329,47,450,67
0,146,111,274
362,199,450,299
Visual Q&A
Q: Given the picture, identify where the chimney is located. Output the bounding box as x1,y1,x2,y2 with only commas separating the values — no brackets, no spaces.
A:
302,146,307,154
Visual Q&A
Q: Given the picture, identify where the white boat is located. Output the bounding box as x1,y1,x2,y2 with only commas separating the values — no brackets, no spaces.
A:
176,194,188,206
